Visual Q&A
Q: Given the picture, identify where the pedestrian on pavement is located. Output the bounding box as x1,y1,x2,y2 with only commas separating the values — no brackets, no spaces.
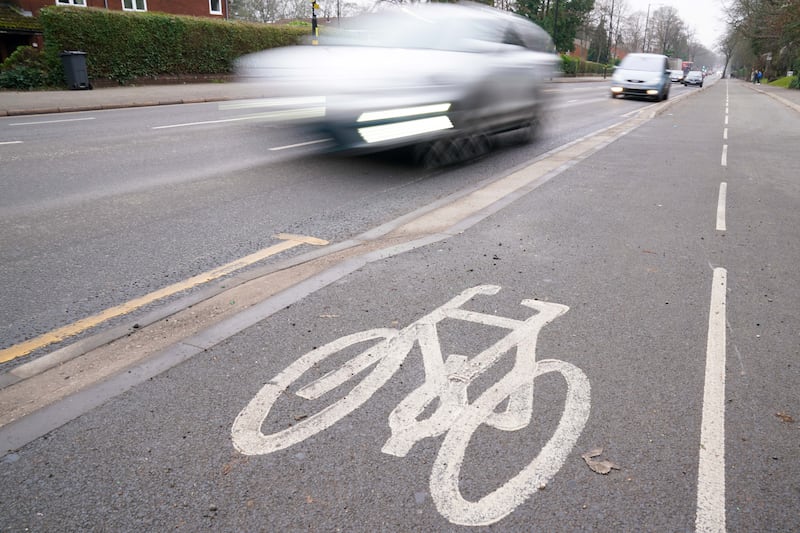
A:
757,70,763,84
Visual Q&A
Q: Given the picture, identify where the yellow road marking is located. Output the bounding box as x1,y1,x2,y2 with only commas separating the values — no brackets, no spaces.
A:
0,234,328,364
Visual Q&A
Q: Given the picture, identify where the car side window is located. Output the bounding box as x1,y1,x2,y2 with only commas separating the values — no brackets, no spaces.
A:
502,26,525,47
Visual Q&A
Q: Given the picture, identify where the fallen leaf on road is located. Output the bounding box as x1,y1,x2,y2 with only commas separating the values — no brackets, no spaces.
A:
582,448,620,474
776,412,795,423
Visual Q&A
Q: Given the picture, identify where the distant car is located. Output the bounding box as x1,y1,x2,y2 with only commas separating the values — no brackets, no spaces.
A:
609,53,671,101
669,69,684,83
684,71,704,87
234,2,560,166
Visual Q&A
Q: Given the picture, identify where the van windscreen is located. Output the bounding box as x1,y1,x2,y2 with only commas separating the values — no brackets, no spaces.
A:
621,55,663,71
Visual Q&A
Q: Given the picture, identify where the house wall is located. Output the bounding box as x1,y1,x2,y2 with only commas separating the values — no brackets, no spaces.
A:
17,1,226,18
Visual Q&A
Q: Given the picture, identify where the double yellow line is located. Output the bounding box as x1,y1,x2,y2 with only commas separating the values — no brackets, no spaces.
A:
0,234,328,364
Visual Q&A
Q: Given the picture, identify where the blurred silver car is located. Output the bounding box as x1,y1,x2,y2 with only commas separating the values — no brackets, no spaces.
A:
234,2,559,165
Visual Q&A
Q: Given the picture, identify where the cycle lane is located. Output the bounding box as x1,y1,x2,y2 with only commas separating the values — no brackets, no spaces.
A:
1,82,797,531
717,80,800,531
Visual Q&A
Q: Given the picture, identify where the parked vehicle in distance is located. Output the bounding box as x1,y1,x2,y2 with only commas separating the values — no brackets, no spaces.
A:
234,2,560,166
683,71,704,87
609,53,671,101
669,70,685,83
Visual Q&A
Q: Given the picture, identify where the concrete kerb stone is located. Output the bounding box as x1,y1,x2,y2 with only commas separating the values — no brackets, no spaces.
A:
749,84,800,114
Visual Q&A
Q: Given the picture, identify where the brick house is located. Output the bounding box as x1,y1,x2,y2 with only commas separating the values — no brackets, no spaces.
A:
0,0,229,61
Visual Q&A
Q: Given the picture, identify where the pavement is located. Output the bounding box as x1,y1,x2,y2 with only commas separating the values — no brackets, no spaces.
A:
1,76,798,117
743,79,800,113
0,81,275,117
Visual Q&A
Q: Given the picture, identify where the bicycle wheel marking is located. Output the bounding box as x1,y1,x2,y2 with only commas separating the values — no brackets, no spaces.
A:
431,359,591,526
231,285,591,526
231,329,409,455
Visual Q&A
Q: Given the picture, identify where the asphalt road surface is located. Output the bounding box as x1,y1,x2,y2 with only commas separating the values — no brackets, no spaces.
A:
1,78,797,531
0,80,694,361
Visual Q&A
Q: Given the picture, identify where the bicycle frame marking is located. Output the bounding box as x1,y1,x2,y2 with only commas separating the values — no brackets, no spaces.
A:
232,285,591,526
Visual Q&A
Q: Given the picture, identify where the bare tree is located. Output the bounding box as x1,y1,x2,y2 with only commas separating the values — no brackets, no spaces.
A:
649,6,683,56
620,10,646,53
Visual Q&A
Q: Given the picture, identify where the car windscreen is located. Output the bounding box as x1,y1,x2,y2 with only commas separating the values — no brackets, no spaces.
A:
620,55,664,72
320,9,501,52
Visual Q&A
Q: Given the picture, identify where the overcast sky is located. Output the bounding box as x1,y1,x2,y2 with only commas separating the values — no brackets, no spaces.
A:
623,0,728,49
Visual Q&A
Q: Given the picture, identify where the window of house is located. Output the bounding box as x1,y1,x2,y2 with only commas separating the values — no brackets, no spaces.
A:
122,0,147,11
56,0,87,6
210,0,222,15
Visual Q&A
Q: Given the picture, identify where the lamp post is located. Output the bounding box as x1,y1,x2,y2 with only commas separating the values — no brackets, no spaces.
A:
606,0,616,63
311,1,319,45
553,0,559,52
643,3,665,53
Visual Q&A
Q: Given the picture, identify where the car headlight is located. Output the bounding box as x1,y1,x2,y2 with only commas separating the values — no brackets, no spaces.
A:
358,116,454,144
357,103,451,123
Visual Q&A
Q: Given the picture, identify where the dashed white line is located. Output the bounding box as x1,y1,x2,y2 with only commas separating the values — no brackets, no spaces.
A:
0,141,23,145
721,145,728,167
725,116,729,125
716,182,727,231
723,128,728,140
696,267,728,533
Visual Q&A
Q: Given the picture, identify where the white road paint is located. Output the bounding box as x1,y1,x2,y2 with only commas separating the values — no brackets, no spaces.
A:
0,141,23,145
696,268,728,533
430,358,590,526
152,115,272,129
9,117,95,126
232,285,590,526
554,97,616,110
716,182,727,231
723,128,728,140
268,138,331,151
622,106,652,118
152,106,325,130
721,145,728,167
725,115,729,125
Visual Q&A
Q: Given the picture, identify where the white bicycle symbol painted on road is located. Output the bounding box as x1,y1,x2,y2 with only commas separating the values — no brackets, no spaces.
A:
232,285,591,526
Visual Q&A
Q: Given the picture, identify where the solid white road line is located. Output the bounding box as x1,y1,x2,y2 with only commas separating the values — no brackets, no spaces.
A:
696,267,728,533
152,116,262,129
9,117,95,126
716,182,727,231
268,138,331,151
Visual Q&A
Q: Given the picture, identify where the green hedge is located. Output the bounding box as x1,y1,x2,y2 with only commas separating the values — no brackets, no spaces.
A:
40,6,307,84
561,55,611,76
0,46,51,89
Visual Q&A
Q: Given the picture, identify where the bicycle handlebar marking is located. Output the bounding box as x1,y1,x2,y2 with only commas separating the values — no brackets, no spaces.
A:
231,285,591,526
